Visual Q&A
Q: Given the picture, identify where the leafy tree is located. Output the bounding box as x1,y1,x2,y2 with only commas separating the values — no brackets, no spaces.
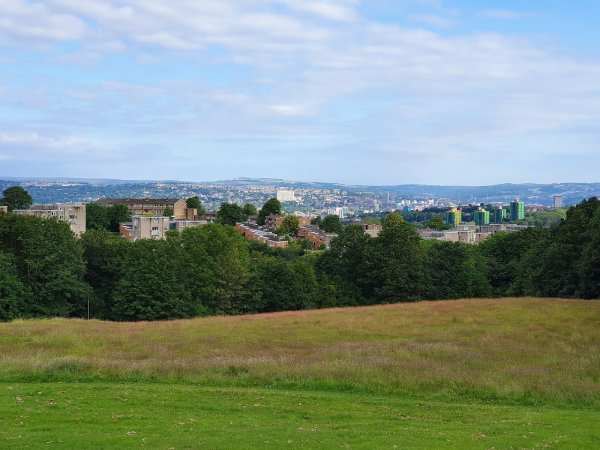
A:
424,216,447,231
361,212,422,303
86,203,110,230
80,230,130,319
112,239,193,321
277,215,300,236
217,202,246,226
0,213,91,317
107,204,131,232
243,203,257,217
0,251,30,321
163,207,173,217
186,196,206,216
310,216,322,226
257,198,281,225
1,186,33,211
319,215,343,234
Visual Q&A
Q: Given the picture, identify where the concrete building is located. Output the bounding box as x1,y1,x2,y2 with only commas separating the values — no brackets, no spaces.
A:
492,207,507,223
235,222,288,248
510,198,525,221
169,220,208,232
0,205,7,213
276,189,296,202
120,216,170,241
553,195,563,209
96,198,187,219
14,204,86,236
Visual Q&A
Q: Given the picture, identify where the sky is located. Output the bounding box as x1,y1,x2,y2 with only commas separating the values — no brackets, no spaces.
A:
0,0,599,185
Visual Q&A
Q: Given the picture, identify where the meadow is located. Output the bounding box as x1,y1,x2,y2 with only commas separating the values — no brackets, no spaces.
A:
1,298,599,448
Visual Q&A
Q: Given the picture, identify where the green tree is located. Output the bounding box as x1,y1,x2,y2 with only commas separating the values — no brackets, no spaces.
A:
1,186,33,211
257,198,281,225
277,215,300,236
186,196,206,216
361,212,422,303
112,239,193,321
163,207,173,217
243,203,257,217
310,216,322,226
86,203,110,230
107,204,132,232
0,251,30,321
424,216,447,231
0,213,91,317
80,230,130,319
217,202,246,226
319,215,343,234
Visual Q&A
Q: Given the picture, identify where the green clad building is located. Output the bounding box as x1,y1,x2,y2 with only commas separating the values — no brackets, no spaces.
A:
510,199,525,221
444,208,462,227
492,207,507,223
474,208,490,226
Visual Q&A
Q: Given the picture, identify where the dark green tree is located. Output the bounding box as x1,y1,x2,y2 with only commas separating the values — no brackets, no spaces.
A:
257,198,281,225
86,203,110,230
112,239,193,321
163,207,173,217
0,251,30,321
107,204,132,232
319,215,343,234
1,186,33,211
186,196,206,216
243,203,257,217
277,215,300,236
217,202,246,226
424,216,447,230
0,213,91,317
80,230,130,319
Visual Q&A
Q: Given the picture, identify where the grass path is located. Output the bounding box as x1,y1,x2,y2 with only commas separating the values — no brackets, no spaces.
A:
2,382,599,449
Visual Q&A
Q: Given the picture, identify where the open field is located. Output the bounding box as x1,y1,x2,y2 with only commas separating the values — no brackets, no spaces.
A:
1,298,599,448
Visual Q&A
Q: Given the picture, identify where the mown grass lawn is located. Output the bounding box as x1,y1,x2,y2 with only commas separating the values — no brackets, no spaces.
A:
1,298,599,448
2,382,599,449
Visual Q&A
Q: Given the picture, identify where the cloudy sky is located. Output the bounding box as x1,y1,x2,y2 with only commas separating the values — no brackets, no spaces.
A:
1,0,599,185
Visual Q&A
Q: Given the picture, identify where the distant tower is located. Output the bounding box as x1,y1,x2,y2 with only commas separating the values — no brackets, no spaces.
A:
510,198,525,221
474,208,490,226
553,195,563,209
444,208,462,227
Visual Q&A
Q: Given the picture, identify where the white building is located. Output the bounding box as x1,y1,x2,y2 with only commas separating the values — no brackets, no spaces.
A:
276,189,296,202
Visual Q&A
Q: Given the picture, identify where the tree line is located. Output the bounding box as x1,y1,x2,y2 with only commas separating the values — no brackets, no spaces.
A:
1,195,598,321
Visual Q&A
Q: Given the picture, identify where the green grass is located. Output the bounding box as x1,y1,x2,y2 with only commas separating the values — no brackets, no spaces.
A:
1,298,599,448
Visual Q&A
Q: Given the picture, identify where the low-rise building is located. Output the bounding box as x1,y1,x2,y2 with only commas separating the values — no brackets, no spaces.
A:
120,216,170,241
14,204,86,236
0,205,7,213
298,225,337,249
169,219,208,232
235,222,288,248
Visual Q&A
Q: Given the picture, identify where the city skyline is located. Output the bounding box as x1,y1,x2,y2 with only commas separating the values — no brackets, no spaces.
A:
1,0,599,185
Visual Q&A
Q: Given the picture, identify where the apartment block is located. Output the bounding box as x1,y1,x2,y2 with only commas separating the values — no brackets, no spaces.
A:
0,205,7,213
120,216,170,241
96,198,187,219
298,225,337,249
235,222,288,248
14,204,86,236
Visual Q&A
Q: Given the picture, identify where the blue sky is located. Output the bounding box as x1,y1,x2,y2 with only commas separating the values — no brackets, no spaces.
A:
0,0,599,185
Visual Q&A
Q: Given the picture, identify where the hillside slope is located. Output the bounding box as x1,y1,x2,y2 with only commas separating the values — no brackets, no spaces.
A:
1,298,599,405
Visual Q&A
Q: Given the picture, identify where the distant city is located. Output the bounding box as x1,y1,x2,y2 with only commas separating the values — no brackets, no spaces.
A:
1,178,599,218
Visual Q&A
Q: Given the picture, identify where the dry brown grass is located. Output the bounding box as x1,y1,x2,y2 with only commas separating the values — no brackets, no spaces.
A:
1,298,599,404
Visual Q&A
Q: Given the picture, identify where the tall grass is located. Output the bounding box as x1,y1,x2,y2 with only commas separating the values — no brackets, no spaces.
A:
1,298,598,406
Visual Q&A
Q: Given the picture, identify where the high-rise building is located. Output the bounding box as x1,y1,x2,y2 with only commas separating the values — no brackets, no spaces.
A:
474,208,490,226
510,198,525,221
492,207,507,223
444,208,462,227
553,195,563,209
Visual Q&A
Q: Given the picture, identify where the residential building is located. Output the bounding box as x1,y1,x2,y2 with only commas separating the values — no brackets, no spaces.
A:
14,204,86,236
473,208,490,226
0,206,7,213
492,207,507,223
235,222,288,248
444,207,462,227
553,195,563,209
96,198,187,219
298,225,337,249
169,220,208,232
120,216,170,241
510,198,525,221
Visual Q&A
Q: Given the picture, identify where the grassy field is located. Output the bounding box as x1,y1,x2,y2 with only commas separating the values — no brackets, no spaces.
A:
1,298,599,448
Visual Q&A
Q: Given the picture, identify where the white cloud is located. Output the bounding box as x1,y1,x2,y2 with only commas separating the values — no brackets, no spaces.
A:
477,9,535,20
